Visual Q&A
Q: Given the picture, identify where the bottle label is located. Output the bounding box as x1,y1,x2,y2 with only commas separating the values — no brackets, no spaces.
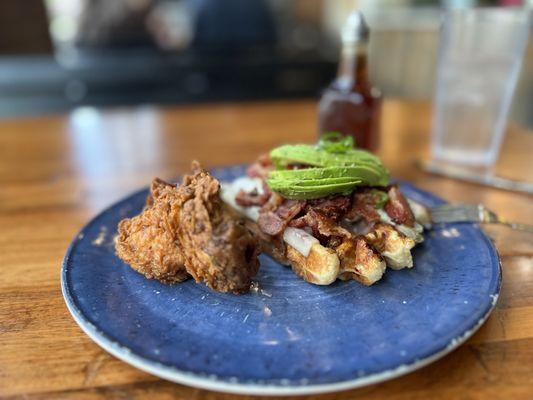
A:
342,41,368,58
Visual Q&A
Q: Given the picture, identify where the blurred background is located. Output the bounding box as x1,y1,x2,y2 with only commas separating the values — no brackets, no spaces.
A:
0,0,531,127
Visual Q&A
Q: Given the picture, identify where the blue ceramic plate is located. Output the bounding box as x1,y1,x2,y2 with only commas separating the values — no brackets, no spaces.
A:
61,166,501,396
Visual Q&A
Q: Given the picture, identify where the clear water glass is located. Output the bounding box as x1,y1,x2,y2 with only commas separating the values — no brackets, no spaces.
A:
431,8,530,167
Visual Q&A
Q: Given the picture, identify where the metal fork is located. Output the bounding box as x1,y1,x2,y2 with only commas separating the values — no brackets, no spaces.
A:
429,203,533,234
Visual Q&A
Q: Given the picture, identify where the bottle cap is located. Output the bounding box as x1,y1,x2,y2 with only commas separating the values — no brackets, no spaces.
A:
342,10,370,43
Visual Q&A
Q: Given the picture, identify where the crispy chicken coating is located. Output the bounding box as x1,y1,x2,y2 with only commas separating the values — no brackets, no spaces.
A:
176,164,260,293
116,178,189,284
115,162,260,293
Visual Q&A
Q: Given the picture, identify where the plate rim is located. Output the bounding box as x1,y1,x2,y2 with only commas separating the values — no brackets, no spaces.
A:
61,180,502,396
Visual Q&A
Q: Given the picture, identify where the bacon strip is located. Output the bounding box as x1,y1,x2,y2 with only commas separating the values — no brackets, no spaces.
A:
345,188,383,223
258,198,306,236
246,154,273,179
307,196,351,219
290,209,350,240
258,212,287,236
384,185,415,227
242,154,416,238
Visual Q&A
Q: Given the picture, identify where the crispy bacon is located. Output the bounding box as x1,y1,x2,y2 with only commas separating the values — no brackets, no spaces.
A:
307,196,351,220
261,191,284,212
258,195,352,238
243,161,415,238
287,215,306,229
384,185,415,227
258,212,286,236
246,154,273,179
276,199,306,220
290,209,350,240
311,209,350,238
345,188,383,223
257,194,305,236
289,195,351,240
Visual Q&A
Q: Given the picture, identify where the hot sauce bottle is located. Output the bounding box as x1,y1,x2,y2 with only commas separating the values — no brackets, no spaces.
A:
318,11,382,151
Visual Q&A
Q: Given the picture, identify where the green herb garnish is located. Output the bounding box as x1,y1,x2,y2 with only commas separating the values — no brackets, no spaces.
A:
372,190,389,209
316,132,355,153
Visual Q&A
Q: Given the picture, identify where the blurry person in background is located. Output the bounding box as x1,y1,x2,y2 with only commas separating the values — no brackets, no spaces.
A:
192,0,276,52
0,0,530,124
147,1,195,51
75,0,157,50
0,0,335,117
74,0,277,53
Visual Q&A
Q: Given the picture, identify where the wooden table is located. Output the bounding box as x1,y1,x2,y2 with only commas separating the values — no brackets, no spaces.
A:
1,100,532,399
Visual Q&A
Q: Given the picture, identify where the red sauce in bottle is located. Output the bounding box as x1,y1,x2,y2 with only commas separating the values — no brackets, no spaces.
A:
318,11,382,151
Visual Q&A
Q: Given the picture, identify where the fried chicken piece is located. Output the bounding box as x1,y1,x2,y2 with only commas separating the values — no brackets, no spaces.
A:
116,162,260,293
176,162,260,293
115,178,189,284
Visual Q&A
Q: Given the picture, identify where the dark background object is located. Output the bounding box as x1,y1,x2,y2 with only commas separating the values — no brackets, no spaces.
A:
0,0,530,127
75,0,156,49
193,0,277,50
0,0,336,118
0,1,53,54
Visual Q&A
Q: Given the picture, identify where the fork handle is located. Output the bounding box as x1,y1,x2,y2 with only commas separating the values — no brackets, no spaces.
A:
498,221,533,234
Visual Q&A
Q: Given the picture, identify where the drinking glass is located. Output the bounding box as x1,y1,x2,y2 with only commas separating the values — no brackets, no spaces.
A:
431,8,530,167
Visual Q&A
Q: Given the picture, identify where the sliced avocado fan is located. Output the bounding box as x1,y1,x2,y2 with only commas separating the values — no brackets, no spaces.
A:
266,133,389,200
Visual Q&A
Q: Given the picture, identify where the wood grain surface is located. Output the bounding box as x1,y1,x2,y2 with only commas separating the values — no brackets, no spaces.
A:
1,100,532,399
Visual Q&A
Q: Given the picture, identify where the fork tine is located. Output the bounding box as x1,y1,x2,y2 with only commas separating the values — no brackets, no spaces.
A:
430,204,481,215
427,203,533,232
429,204,483,223
431,211,475,219
431,204,478,212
